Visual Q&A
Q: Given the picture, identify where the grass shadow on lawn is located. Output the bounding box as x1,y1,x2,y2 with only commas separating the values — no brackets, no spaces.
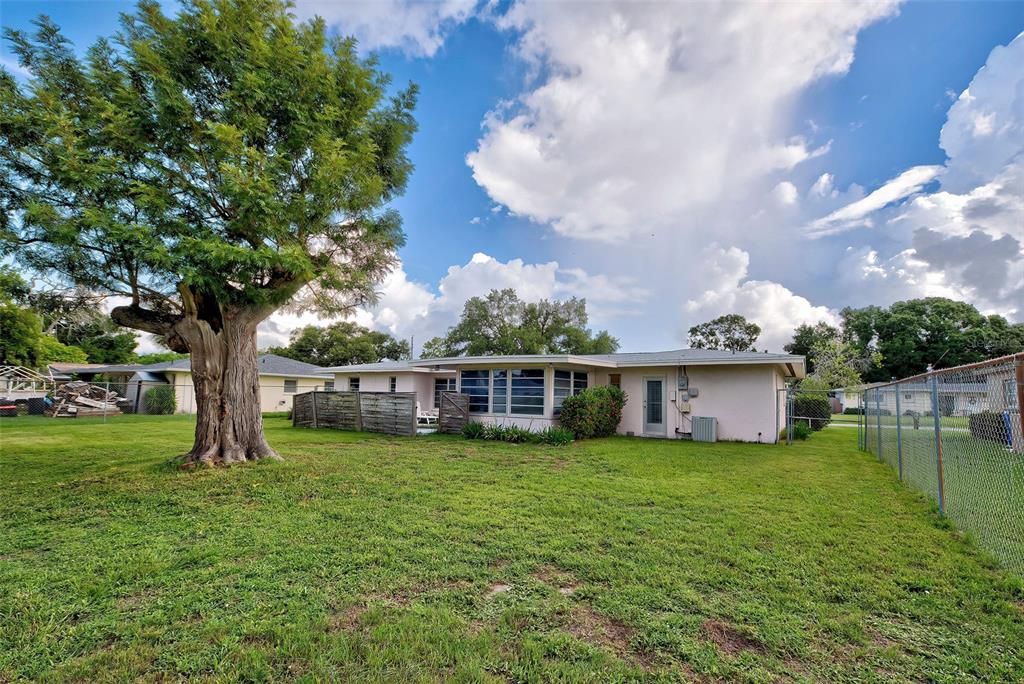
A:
0,415,1022,682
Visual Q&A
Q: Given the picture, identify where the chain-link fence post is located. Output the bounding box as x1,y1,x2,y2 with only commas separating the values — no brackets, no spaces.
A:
894,384,903,480
787,387,794,445
875,389,882,461
929,374,946,515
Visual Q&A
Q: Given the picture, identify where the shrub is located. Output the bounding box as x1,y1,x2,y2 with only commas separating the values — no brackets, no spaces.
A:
535,426,573,446
969,411,1008,444
842,407,862,415
144,384,176,415
792,422,812,440
794,394,832,431
462,422,485,440
779,422,813,441
559,386,627,439
489,424,531,443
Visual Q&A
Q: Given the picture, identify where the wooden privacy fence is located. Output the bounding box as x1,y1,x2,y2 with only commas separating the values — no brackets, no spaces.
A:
292,391,417,437
438,391,470,434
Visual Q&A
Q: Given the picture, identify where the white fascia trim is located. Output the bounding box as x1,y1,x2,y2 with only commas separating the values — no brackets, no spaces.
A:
411,355,618,369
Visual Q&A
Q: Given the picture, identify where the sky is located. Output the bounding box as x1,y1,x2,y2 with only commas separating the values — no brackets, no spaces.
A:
2,0,1023,355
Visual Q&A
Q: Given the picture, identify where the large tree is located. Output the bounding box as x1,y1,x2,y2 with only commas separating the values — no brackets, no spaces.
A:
1,0,416,465
421,289,619,357
687,314,760,352
784,321,839,372
841,298,1024,381
267,321,409,367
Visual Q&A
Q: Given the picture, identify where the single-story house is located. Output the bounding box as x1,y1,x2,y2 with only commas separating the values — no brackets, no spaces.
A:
324,349,805,443
60,353,330,414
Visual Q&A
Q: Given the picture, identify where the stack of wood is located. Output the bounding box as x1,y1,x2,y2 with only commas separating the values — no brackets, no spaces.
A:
46,381,124,418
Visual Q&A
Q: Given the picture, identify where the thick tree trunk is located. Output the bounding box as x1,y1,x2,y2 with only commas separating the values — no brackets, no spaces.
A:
181,310,279,467
111,289,287,467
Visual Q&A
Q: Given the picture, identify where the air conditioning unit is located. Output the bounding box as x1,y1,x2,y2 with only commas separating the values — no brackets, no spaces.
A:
692,416,718,443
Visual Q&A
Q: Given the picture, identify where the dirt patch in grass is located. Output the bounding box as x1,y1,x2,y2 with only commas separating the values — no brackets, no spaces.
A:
565,605,652,668
330,580,475,632
486,583,512,598
328,604,368,632
532,565,581,596
701,618,765,657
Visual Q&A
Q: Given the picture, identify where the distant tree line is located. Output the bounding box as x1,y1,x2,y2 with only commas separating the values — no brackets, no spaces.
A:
266,321,409,367
421,289,618,358
686,296,1024,388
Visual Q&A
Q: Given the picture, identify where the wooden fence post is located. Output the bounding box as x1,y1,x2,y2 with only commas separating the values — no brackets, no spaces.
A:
311,390,318,429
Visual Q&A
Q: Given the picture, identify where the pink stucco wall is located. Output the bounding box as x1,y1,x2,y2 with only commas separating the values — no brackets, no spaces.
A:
603,365,784,443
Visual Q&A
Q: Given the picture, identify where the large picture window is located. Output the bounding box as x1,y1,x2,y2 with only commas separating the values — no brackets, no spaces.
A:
460,370,489,413
458,368,548,415
509,369,545,415
553,370,588,414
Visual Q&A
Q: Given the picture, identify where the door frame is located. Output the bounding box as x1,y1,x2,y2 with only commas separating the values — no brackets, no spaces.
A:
642,375,667,437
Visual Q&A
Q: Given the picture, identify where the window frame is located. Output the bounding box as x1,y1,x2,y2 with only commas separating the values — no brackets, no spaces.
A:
389,376,397,393
348,377,360,392
323,380,335,391
553,369,588,415
458,367,550,416
460,370,490,414
433,377,456,408
283,379,297,394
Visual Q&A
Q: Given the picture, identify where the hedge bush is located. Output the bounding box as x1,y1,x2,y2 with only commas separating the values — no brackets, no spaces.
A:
144,384,176,415
558,386,627,439
794,394,831,431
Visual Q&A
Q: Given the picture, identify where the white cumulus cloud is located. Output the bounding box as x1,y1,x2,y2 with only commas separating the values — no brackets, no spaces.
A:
467,0,899,242
683,245,838,352
292,0,478,56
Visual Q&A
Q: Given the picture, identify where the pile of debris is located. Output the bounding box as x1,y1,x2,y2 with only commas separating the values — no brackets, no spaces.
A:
46,381,125,418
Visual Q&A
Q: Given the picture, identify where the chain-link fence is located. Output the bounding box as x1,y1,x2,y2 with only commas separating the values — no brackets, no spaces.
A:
862,353,1024,574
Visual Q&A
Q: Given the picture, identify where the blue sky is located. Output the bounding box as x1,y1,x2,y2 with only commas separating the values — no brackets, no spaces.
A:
3,1,1023,353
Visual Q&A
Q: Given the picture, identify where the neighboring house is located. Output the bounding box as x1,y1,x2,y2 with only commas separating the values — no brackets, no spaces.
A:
61,353,330,414
325,349,805,443
867,381,991,416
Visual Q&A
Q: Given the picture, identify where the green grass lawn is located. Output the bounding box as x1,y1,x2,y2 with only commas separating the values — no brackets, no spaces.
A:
831,413,970,429
2,416,1022,683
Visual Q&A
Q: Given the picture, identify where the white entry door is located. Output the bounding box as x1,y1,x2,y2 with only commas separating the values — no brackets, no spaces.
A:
643,377,666,436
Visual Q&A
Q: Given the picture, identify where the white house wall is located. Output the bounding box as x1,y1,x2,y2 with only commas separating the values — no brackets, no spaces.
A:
606,365,781,443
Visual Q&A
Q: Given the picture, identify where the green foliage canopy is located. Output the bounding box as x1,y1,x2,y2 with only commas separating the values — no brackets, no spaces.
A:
0,0,417,350
840,297,1024,381
784,321,839,372
687,314,760,352
267,321,408,367
421,289,619,358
